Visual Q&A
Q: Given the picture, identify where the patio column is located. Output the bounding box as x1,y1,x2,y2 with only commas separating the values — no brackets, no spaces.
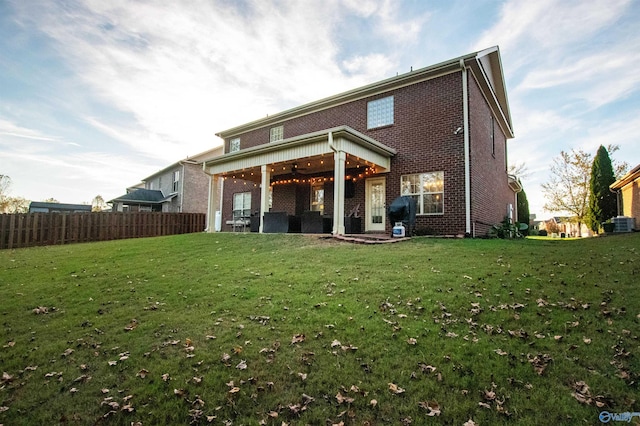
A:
333,150,346,235
206,174,221,233
259,164,271,233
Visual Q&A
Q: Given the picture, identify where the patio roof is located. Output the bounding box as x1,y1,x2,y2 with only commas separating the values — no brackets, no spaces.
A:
202,126,396,180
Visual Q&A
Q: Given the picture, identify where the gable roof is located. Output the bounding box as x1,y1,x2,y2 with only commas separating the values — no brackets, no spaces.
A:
142,146,224,182
108,189,176,205
216,46,513,140
610,163,640,190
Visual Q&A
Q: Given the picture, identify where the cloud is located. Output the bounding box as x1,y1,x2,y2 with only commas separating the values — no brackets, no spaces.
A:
0,118,62,142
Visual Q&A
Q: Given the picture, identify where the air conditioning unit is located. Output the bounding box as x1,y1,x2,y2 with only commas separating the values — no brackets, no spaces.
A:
612,216,634,233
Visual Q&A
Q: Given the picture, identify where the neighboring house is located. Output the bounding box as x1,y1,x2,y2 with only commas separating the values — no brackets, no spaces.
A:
110,147,223,213
203,46,521,236
28,202,92,213
541,217,592,238
610,163,639,231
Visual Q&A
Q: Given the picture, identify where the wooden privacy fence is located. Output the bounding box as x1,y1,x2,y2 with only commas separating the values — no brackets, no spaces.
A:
0,212,206,250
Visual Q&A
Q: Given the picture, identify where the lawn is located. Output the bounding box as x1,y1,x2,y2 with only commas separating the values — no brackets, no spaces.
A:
0,233,638,425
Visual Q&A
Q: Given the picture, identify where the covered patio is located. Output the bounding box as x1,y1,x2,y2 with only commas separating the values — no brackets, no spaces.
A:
203,126,396,235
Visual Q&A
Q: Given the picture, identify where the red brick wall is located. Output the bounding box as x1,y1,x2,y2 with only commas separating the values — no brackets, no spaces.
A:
182,163,211,214
468,73,515,235
222,70,511,235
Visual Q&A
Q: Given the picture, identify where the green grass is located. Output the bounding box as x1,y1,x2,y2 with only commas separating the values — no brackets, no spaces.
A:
1,233,638,425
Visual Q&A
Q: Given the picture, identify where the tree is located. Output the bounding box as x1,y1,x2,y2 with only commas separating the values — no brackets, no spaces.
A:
517,188,530,234
587,145,617,232
541,149,592,236
1,175,13,212
92,195,107,212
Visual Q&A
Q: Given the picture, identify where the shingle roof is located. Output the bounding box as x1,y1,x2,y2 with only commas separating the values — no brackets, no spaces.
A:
109,189,171,204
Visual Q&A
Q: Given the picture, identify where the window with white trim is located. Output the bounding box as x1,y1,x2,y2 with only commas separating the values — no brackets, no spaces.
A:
233,192,251,219
270,126,283,142
310,183,324,214
172,170,180,192
229,138,240,153
401,171,444,215
367,96,394,129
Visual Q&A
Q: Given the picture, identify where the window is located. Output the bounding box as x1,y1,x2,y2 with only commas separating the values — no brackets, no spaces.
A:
270,126,283,142
491,116,495,157
233,192,251,219
172,170,180,192
229,138,240,153
310,183,324,214
401,172,444,215
367,96,394,129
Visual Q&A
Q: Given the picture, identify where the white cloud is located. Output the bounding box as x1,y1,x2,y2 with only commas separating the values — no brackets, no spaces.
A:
0,119,61,142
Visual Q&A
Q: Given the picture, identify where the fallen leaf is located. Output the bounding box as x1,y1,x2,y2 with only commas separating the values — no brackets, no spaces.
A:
418,400,441,416
108,361,117,366
174,388,185,397
336,392,354,404
236,360,247,370
2,372,14,383
463,420,477,426
331,339,341,348
583,337,591,344
370,399,377,407
298,372,307,381
291,334,305,344
69,387,78,394
136,369,149,379
228,387,240,394
388,383,405,394
407,338,417,345
162,373,170,382
494,349,508,356
61,348,74,357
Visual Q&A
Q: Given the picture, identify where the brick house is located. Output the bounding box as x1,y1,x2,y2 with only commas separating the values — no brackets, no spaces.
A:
203,46,521,236
610,163,640,231
110,147,222,213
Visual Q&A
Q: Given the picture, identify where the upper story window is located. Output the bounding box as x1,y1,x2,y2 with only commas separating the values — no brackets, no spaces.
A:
401,171,444,215
270,126,283,142
172,170,180,192
229,138,240,153
367,96,394,129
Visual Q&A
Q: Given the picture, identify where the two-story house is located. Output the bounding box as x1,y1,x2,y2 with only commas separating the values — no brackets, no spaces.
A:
203,47,521,236
110,147,222,214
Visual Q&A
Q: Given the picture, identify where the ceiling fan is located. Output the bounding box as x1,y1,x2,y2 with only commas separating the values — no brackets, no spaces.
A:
290,163,308,175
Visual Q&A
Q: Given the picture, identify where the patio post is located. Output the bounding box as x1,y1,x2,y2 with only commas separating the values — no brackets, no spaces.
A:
259,164,271,233
333,150,346,235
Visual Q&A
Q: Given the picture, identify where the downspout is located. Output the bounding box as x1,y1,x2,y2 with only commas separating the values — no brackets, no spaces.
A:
610,186,621,217
461,59,471,235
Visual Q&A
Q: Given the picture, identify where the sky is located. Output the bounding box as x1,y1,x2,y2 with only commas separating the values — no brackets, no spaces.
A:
1,0,639,218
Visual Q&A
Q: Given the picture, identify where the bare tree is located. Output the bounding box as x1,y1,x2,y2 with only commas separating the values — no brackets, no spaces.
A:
0,175,13,212
541,149,592,236
508,162,530,179
92,195,107,212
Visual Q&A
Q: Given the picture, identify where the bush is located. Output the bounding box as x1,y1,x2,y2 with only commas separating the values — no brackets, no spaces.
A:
538,229,548,236
489,216,524,239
